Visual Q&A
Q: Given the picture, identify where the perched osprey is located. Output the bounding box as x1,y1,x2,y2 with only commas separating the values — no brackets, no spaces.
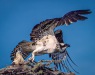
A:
11,30,70,64
11,9,91,71
11,30,72,72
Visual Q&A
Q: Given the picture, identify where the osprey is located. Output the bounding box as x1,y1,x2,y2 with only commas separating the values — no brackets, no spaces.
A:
10,30,74,72
30,9,91,61
11,9,91,71
11,30,70,64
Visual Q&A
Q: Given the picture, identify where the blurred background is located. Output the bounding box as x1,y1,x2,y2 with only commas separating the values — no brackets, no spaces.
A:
0,0,95,75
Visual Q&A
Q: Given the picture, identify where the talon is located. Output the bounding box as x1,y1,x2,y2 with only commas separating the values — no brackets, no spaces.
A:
28,57,34,62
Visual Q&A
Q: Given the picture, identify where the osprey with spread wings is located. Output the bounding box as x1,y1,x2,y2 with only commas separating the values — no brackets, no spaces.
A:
10,9,91,71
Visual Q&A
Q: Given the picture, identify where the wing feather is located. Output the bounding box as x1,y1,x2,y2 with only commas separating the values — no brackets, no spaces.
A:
54,30,64,43
30,9,91,41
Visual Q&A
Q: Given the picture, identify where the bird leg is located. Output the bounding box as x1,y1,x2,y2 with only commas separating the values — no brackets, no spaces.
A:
28,51,36,62
28,47,44,62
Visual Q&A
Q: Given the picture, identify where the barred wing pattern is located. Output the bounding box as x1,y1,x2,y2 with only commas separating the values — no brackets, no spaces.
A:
30,10,91,41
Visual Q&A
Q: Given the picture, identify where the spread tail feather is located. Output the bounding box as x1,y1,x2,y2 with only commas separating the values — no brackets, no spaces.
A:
10,40,31,62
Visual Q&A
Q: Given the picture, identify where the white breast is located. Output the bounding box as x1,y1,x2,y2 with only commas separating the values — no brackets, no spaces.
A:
42,35,58,52
35,35,59,55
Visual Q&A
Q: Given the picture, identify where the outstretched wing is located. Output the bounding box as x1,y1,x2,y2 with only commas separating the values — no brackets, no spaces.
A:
30,9,91,41
49,30,77,72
